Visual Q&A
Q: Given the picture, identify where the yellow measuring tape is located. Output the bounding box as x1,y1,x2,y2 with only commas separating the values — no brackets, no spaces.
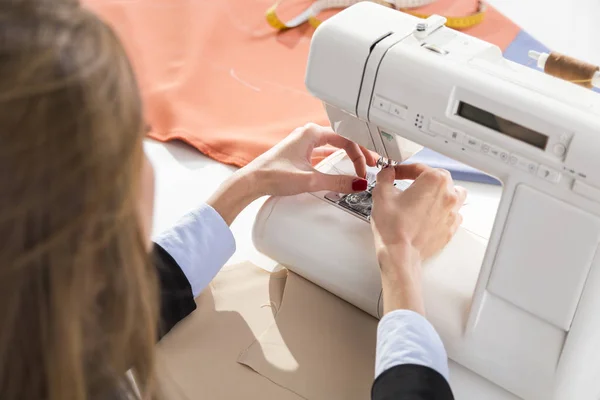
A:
403,1,486,30
266,0,487,31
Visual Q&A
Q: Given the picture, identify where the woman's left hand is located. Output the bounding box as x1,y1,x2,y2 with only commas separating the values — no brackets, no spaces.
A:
242,123,378,197
208,123,378,225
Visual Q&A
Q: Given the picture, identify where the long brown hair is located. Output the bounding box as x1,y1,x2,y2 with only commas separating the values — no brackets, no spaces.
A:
0,2,159,399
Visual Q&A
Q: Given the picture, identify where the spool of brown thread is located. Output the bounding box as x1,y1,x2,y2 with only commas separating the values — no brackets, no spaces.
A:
543,52,599,89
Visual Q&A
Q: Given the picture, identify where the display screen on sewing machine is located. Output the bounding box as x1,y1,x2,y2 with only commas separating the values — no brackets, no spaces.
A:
457,102,549,150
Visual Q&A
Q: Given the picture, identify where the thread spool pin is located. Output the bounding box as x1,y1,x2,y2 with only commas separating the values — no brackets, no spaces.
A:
414,15,447,39
528,50,549,70
528,50,599,89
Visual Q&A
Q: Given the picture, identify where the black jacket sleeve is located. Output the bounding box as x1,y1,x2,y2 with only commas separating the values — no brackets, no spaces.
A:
152,243,197,339
372,364,455,400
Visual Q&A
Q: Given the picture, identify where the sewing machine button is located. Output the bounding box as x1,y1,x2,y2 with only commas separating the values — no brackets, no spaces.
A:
448,130,463,142
537,165,561,183
488,146,508,162
428,119,449,136
508,154,519,166
390,103,407,119
373,96,390,112
463,135,481,150
527,162,538,174
481,143,490,154
515,157,531,172
553,143,566,157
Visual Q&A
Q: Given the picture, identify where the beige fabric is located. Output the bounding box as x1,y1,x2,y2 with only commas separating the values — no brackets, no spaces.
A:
156,262,302,400
238,272,378,400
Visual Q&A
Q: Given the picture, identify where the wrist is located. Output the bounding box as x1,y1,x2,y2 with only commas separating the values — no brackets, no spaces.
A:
377,242,421,279
377,242,426,316
235,166,268,198
207,170,261,226
381,269,425,316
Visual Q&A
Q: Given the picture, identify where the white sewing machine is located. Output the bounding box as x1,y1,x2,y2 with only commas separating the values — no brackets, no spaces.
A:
252,3,600,399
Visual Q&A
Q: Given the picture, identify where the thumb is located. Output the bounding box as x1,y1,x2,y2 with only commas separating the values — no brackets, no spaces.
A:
375,166,396,186
371,167,395,201
311,171,368,194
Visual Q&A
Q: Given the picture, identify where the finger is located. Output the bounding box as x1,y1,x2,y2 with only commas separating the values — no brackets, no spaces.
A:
307,128,368,179
371,167,396,205
311,125,344,148
393,163,431,181
404,168,452,205
375,165,396,186
324,136,368,178
311,147,337,166
448,212,463,235
307,125,378,167
312,146,338,160
313,128,363,156
302,123,335,145
416,168,452,190
312,142,368,174
310,171,369,194
432,212,462,256
454,186,468,210
359,145,379,167
288,124,332,154
346,142,368,179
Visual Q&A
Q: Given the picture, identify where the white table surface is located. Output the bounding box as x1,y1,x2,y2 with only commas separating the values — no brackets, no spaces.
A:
146,2,598,398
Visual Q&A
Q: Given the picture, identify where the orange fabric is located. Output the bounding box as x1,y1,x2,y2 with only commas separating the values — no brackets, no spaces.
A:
84,0,520,167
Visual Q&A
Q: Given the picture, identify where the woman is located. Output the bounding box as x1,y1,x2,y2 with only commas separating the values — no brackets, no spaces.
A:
0,2,464,399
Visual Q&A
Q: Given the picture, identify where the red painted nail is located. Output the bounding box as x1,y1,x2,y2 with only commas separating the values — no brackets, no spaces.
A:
352,178,368,191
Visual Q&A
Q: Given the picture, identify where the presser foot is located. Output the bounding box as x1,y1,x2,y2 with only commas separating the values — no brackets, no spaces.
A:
376,156,398,169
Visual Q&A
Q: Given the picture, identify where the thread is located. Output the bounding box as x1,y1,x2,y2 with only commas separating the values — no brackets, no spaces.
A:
543,52,599,89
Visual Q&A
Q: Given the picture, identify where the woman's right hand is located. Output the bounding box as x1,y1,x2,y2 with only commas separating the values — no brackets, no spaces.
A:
370,164,467,316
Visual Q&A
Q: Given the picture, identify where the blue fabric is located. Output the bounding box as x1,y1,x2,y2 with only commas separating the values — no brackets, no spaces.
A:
504,30,549,65
406,148,502,185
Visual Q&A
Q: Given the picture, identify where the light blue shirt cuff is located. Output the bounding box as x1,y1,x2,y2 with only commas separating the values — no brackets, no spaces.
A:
154,204,236,298
375,309,449,381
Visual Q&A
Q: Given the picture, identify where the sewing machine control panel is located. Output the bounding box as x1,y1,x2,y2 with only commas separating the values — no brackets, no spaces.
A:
422,116,563,183
370,90,580,187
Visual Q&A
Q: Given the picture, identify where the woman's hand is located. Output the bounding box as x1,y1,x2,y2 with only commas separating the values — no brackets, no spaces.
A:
370,164,467,316
242,123,378,197
208,123,378,225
